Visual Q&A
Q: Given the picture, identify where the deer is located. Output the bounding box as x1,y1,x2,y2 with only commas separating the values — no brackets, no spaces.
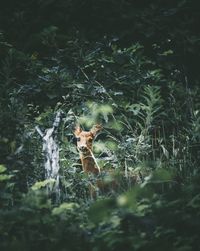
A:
74,124,102,175
74,124,108,198
74,124,139,198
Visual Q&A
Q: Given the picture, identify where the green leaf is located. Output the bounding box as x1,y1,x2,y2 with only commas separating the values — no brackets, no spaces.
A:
160,50,174,56
0,174,12,181
143,169,173,186
88,198,116,224
31,179,55,190
52,202,79,215
187,194,200,209
0,165,6,173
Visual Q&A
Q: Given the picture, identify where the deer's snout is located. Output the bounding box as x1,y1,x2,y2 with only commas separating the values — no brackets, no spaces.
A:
78,145,88,152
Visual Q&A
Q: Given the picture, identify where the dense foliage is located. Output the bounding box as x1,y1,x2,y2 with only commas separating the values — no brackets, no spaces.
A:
0,0,200,250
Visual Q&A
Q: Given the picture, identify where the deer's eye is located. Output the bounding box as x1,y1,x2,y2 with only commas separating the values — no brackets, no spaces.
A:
88,138,93,143
76,137,80,142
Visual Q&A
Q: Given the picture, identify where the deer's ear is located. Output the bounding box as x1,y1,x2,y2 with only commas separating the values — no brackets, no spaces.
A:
90,124,103,136
74,125,82,136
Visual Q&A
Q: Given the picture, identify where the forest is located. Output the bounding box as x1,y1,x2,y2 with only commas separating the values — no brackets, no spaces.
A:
0,0,200,250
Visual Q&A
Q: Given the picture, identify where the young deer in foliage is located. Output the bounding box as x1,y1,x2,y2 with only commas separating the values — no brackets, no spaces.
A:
74,124,118,197
74,124,103,175
74,125,139,198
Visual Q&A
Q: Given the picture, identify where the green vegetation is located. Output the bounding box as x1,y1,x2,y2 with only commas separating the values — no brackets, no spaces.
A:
0,0,200,250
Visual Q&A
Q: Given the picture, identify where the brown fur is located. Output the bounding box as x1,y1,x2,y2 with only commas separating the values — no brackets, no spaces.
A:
74,125,102,174
74,125,138,198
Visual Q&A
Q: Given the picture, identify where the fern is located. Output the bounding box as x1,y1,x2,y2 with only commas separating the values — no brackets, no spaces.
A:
138,85,163,132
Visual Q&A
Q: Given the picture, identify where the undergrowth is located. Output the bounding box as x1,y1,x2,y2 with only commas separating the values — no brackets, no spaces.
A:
0,1,200,250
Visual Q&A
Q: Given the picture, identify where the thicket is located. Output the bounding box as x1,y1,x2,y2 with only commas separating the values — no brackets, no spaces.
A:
0,0,200,250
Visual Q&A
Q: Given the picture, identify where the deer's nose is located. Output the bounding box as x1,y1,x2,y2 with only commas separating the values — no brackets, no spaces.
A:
79,146,87,151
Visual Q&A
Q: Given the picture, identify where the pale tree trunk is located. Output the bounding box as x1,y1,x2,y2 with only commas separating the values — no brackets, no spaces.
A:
35,110,63,202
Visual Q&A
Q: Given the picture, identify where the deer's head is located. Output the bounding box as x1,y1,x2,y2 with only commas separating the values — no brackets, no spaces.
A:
74,125,102,154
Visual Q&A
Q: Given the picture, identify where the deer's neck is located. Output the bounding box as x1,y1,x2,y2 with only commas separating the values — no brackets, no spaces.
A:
80,152,99,174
